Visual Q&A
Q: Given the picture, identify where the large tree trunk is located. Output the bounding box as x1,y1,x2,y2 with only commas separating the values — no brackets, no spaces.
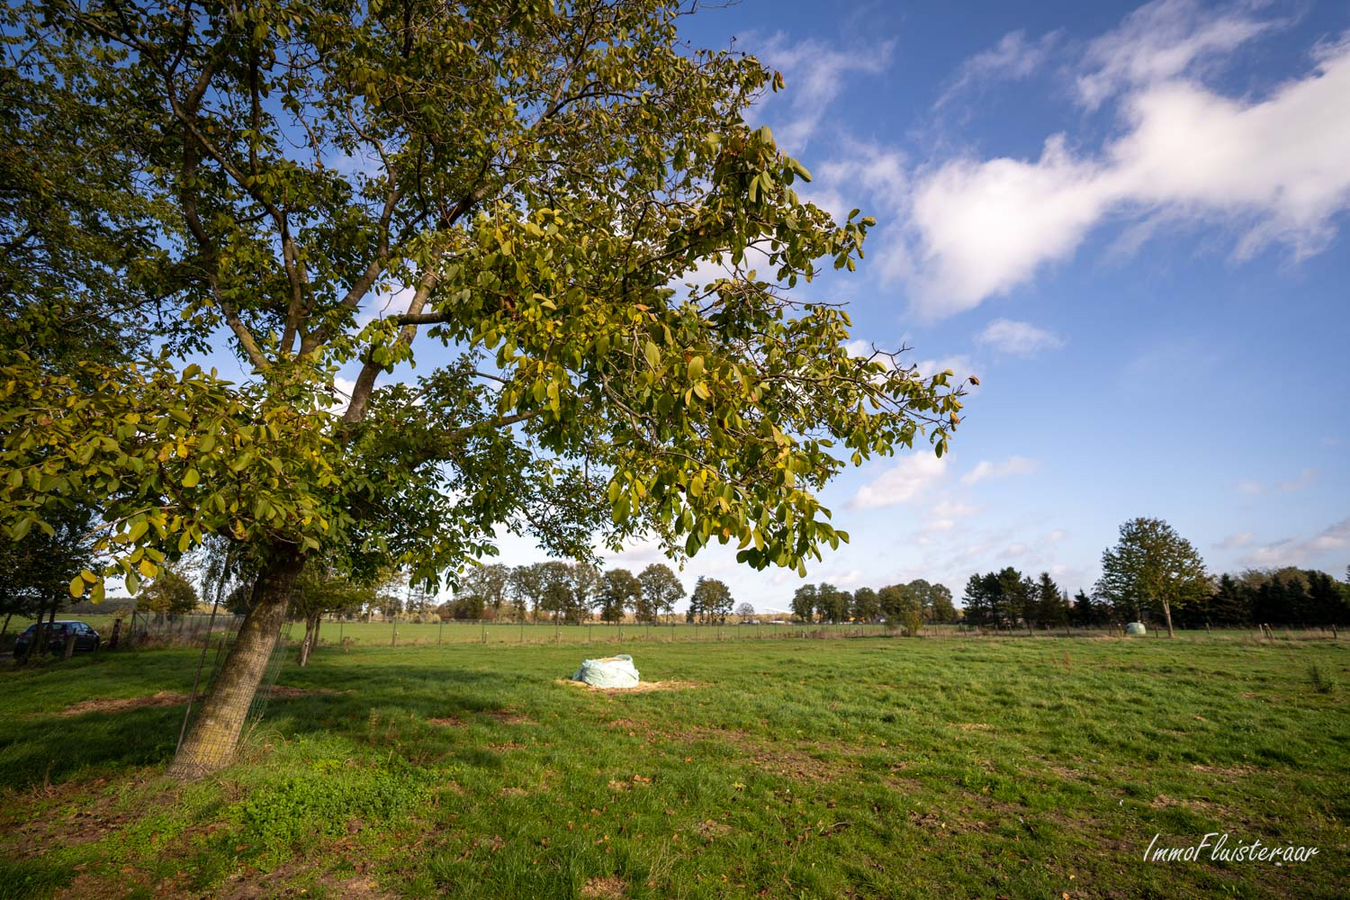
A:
1162,599,1175,638
168,548,303,779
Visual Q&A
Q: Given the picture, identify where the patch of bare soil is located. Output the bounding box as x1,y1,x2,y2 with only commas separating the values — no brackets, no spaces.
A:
693,819,732,840
57,690,190,717
581,876,628,899
486,709,534,725
207,861,399,900
56,686,342,717
427,716,466,727
558,678,699,694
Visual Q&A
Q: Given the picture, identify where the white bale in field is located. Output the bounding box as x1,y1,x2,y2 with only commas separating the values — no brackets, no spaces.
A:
1126,622,1147,636
571,653,640,688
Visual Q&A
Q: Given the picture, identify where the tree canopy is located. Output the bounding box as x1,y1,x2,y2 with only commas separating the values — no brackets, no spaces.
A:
0,0,963,776
1097,517,1209,637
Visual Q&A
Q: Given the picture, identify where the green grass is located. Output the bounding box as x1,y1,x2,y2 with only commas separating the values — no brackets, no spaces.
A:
1,635,1346,898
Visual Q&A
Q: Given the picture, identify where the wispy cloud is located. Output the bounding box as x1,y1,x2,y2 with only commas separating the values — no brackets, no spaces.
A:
1077,0,1284,109
754,34,895,153
936,29,1061,108
895,5,1350,318
974,319,1064,357
1242,517,1350,568
961,456,1037,486
1237,468,1319,495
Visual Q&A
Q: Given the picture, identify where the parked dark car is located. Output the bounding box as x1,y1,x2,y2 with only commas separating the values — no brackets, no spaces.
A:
13,621,100,656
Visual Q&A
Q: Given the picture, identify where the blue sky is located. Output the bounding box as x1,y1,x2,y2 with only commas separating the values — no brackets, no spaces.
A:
196,1,1350,613
573,0,1349,612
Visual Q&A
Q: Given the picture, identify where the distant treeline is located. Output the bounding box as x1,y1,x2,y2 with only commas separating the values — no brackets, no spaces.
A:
962,566,1349,630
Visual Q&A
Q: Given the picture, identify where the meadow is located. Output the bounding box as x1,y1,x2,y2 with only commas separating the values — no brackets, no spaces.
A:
1,633,1346,899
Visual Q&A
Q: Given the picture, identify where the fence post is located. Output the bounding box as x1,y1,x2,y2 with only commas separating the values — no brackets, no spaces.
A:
482,619,487,644
109,617,122,650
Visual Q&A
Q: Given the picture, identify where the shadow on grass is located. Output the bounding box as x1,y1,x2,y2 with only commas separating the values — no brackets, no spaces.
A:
1,659,530,789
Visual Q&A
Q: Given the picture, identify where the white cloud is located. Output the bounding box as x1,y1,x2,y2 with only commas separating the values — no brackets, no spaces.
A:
1242,517,1350,567
850,452,946,509
1077,0,1282,109
1236,467,1319,495
1218,531,1254,549
933,499,978,519
974,319,1064,356
899,18,1350,318
937,29,1061,108
755,34,895,152
961,456,1037,486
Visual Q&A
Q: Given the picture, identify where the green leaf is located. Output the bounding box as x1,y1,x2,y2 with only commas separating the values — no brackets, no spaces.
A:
182,468,200,488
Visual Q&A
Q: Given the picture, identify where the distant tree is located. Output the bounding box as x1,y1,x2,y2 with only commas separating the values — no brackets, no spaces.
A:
735,602,755,618
906,579,955,622
637,564,683,624
691,577,733,624
878,583,916,631
816,583,849,623
374,570,407,620
851,587,881,622
139,566,200,616
887,585,923,636
926,582,957,622
292,566,372,665
0,504,96,652
458,564,510,619
1207,574,1247,625
791,584,818,623
596,569,641,624
1031,572,1068,629
1070,589,1106,628
508,564,547,621
1097,517,1209,637
988,568,1030,629
961,573,997,628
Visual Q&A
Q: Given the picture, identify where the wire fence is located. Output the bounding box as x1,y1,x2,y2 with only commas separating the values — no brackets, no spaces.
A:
3,611,1344,657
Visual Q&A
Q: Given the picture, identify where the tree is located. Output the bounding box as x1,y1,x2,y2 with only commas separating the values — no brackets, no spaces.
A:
0,504,97,655
1030,572,1068,630
879,583,922,636
851,587,881,622
691,577,733,624
291,565,372,665
815,583,849,623
961,574,996,628
139,566,200,616
791,584,818,623
637,564,683,624
1097,518,1209,638
458,563,510,619
735,602,755,619
596,568,641,624
508,564,548,622
4,0,964,778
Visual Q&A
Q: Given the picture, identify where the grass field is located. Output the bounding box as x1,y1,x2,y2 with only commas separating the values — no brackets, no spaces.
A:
1,634,1346,899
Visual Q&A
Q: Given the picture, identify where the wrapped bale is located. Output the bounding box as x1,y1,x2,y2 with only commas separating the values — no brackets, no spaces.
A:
571,654,640,688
